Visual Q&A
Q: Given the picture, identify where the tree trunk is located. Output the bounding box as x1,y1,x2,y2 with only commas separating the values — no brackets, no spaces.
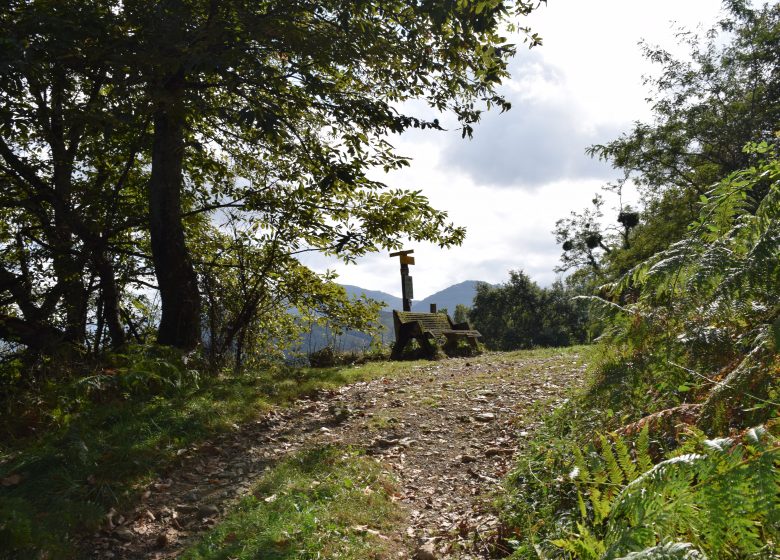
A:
94,252,126,348
148,75,201,350
51,67,89,344
0,315,65,354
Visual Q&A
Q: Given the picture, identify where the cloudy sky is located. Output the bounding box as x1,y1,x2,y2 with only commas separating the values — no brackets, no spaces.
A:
299,0,726,299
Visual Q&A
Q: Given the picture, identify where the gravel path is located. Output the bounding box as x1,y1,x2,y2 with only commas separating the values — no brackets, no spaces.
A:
84,350,586,559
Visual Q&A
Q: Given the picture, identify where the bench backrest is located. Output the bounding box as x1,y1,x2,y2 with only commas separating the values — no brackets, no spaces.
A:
393,311,453,334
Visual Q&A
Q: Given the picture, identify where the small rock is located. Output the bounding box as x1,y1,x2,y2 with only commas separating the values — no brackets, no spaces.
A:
184,491,199,502
474,412,495,422
416,541,437,560
198,504,220,517
485,448,513,457
374,437,398,448
113,527,135,542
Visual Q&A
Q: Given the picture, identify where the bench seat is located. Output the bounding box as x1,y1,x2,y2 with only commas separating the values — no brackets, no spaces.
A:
391,310,481,359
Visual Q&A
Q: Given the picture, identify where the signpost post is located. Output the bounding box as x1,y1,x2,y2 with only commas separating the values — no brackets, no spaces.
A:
389,249,415,311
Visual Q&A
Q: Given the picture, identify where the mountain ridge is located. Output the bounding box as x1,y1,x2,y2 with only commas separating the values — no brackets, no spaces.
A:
341,280,487,312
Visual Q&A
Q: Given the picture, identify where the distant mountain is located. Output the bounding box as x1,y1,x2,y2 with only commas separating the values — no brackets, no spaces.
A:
342,280,486,314
341,284,401,311
411,280,484,313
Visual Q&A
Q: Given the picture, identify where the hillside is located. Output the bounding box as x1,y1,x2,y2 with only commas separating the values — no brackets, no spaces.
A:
411,280,483,312
340,285,402,310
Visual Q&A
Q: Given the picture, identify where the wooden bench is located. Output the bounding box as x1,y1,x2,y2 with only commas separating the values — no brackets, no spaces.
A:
390,311,481,359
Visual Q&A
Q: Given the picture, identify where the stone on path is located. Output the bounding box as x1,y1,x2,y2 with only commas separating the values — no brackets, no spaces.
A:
415,541,437,560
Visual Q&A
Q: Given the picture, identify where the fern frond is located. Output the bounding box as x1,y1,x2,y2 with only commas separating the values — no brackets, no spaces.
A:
600,434,626,487
573,446,592,482
614,434,638,482
636,425,653,473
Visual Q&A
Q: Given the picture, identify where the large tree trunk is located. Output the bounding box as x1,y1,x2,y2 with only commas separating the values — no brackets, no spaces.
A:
50,68,89,344
148,76,201,350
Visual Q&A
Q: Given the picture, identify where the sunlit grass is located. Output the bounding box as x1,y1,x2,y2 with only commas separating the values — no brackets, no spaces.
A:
0,358,420,558
181,446,403,560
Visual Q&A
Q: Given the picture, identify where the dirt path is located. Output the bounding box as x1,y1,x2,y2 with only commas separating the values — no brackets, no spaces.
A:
85,351,586,559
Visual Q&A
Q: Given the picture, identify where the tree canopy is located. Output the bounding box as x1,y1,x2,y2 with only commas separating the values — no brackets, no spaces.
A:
469,271,587,350
0,0,543,366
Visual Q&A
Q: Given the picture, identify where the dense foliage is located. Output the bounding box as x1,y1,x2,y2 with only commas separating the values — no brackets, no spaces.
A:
503,2,780,558
505,422,779,559
503,139,780,559
0,0,542,371
469,271,588,350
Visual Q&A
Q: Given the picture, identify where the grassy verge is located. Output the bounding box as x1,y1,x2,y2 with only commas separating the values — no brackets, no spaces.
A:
496,346,780,559
0,353,425,558
181,446,403,560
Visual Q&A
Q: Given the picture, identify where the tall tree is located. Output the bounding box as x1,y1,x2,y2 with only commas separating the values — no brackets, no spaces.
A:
0,0,545,358
120,0,543,349
0,1,141,352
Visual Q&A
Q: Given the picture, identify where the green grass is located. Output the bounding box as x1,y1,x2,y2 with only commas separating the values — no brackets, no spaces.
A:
0,355,425,559
181,446,403,560
366,413,397,431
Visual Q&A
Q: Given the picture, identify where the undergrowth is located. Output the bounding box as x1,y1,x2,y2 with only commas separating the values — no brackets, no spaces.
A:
0,346,418,558
500,385,779,559
499,142,780,559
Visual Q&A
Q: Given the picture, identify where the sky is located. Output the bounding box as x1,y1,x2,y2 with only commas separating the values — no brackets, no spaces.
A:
299,0,726,299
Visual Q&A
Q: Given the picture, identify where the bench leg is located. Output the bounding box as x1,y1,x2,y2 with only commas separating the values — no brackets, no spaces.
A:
391,336,408,360
442,334,459,357
419,335,438,360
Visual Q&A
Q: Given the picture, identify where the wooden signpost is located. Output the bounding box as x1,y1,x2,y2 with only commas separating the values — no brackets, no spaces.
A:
388,248,482,359
389,249,414,311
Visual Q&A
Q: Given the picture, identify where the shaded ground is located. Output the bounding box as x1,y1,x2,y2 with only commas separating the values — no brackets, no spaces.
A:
82,349,586,559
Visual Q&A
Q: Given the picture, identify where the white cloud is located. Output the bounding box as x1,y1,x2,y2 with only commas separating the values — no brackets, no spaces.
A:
299,0,726,299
